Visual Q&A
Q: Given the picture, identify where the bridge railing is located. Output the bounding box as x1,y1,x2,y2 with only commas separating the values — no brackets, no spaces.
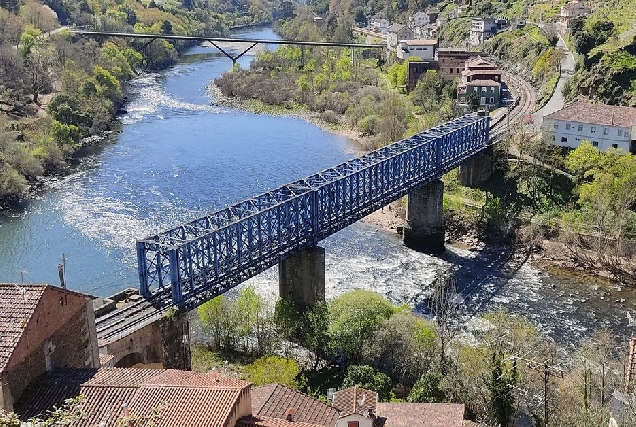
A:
136,113,489,308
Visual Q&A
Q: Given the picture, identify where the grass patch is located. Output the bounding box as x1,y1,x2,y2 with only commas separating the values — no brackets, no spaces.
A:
191,344,254,377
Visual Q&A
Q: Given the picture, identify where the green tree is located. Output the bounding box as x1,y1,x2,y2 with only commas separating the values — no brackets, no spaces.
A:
328,290,396,363
198,295,236,350
342,365,393,402
408,372,446,403
245,355,300,387
488,352,517,427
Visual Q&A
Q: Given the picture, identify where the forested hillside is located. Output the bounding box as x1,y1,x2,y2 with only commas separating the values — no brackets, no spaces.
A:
0,0,278,205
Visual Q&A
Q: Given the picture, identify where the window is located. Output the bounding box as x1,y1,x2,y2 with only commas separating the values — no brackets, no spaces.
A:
347,422,360,427
591,126,597,133
481,87,486,92
578,125,583,131
490,97,494,104
457,67,461,73
566,124,571,130
618,129,624,136
554,123,559,129
592,141,599,147
612,144,618,149
490,87,495,92
561,137,568,143
603,127,609,135
450,68,453,73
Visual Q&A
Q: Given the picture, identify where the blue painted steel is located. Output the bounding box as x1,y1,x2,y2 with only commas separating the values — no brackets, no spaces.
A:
137,113,490,309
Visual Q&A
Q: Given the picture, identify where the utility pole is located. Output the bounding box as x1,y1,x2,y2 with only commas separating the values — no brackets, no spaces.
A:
58,253,67,289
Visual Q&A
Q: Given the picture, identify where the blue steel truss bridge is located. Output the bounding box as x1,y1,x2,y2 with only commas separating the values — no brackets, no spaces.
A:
145,114,487,301
97,113,490,341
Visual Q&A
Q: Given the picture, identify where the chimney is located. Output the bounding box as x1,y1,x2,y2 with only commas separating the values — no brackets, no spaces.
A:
284,407,296,421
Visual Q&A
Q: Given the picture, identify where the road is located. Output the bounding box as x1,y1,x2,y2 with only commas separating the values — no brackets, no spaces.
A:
531,32,575,129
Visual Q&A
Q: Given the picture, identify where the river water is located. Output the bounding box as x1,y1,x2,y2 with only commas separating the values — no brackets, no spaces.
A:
1,28,635,351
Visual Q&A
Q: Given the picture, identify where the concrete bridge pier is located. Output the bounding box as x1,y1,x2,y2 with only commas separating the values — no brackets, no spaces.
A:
458,145,494,187
278,246,325,308
403,180,445,254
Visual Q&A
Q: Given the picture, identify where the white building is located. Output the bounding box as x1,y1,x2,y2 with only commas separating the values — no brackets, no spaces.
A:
542,102,636,152
397,39,437,60
469,18,497,45
370,18,390,34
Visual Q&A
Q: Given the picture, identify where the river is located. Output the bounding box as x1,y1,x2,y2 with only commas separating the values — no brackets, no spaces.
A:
1,28,635,351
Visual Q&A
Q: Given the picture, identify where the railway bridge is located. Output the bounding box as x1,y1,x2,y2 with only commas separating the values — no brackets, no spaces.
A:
96,113,492,369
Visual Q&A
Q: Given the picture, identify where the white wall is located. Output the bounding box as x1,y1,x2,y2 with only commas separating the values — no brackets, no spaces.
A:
335,414,374,427
397,43,435,60
544,118,633,151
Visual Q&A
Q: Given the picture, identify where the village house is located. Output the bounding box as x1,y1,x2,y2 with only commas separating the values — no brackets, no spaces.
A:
397,39,437,61
370,18,390,34
437,48,482,79
542,102,636,152
407,61,438,92
457,56,503,108
559,1,592,27
469,17,498,45
408,11,431,30
386,23,413,50
0,284,99,413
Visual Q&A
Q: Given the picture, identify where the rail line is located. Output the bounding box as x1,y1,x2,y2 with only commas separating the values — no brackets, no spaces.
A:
490,71,537,139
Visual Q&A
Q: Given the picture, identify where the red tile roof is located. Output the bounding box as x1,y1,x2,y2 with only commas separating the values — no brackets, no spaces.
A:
15,368,252,426
464,80,501,87
465,56,497,70
401,39,438,45
252,384,340,426
376,403,466,427
0,284,47,372
544,101,636,128
237,415,326,427
332,386,378,416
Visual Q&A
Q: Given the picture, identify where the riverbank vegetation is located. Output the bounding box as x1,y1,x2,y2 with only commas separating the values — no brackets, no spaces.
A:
193,284,635,426
0,0,279,206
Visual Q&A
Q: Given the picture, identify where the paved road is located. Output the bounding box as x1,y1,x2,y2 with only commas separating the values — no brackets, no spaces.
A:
532,32,575,129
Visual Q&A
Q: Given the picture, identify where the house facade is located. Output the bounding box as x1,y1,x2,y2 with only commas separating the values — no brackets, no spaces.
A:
559,1,591,27
469,18,497,45
542,102,636,152
457,57,503,108
0,284,99,413
408,12,431,29
397,39,437,60
437,48,482,79
407,61,437,92
386,24,413,49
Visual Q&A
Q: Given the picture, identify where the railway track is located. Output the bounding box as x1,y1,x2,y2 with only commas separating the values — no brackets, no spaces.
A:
95,291,172,343
490,71,537,139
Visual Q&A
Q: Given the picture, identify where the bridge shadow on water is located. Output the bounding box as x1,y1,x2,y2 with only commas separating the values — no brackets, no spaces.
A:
413,239,529,320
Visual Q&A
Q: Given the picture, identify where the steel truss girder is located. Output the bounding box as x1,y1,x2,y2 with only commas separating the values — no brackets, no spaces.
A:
137,113,490,307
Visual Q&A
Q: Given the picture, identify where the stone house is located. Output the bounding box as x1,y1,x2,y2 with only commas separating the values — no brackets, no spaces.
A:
457,57,503,108
542,102,636,152
559,1,592,27
386,24,413,50
0,284,99,413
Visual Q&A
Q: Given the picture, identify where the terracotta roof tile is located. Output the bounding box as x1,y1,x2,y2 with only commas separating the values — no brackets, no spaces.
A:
464,80,501,87
544,101,636,128
0,284,46,371
76,384,138,426
144,369,250,389
237,415,326,427
375,402,466,427
15,368,98,419
332,386,377,416
15,367,251,426
126,386,243,427
252,384,339,426
400,39,438,45
85,367,166,387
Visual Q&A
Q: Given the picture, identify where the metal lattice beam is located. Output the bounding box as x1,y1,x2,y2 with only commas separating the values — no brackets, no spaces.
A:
137,113,490,310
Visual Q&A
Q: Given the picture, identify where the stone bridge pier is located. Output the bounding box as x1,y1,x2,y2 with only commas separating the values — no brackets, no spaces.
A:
278,246,325,309
403,179,445,254
458,145,494,187
99,311,191,370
